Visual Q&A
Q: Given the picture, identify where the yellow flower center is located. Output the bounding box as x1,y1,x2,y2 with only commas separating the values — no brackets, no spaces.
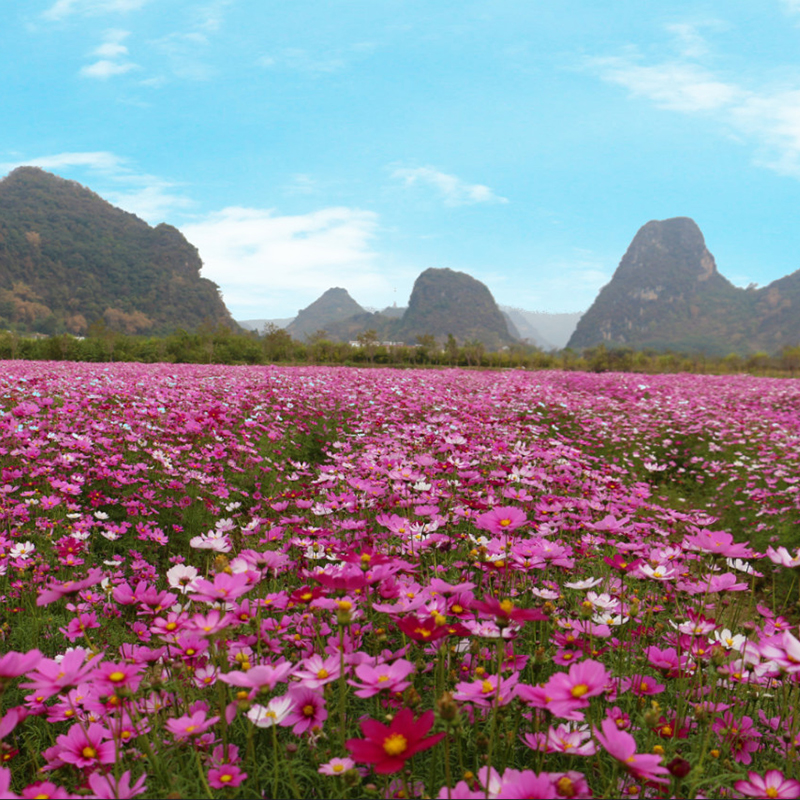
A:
766,789,779,799
333,763,344,773
166,622,177,631
500,519,511,527
337,600,352,611
383,733,408,756
81,746,97,759
571,683,589,698
220,774,233,783
317,668,329,679
303,704,315,717
481,680,494,694
452,604,463,614
377,675,390,683
499,599,515,614
186,725,196,733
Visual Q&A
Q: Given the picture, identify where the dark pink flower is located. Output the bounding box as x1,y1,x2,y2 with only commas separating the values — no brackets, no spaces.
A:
346,708,444,774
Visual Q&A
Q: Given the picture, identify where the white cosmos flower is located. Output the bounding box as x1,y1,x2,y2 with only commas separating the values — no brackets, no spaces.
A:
711,628,748,652
247,696,293,728
564,577,603,590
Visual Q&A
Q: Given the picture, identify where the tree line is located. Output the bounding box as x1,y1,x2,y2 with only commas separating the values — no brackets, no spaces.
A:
1,322,800,377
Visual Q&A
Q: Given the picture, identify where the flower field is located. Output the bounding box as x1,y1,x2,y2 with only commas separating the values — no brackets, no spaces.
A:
1,361,799,799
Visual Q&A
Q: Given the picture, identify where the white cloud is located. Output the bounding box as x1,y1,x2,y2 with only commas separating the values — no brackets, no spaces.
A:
588,55,740,112
80,59,136,78
391,166,509,206
0,151,191,223
79,29,136,79
587,25,800,177
42,0,149,21
181,206,399,318
152,32,213,80
0,151,126,172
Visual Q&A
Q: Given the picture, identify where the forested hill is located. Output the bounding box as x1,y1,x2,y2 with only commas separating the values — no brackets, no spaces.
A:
0,167,235,335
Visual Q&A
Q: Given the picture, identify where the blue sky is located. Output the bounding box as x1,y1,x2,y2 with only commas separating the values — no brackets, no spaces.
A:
4,1,800,321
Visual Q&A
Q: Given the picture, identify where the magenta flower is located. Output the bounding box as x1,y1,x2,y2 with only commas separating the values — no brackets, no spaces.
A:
471,596,548,624
208,764,247,789
218,662,294,694
191,571,252,603
453,673,519,708
285,687,327,734
87,770,147,799
475,506,528,535
36,568,105,606
712,712,762,765
21,648,103,700
734,770,800,799
496,769,558,799
165,710,220,741
593,717,669,784
542,658,611,718
348,658,415,698
0,650,42,681
93,662,144,695
56,722,116,769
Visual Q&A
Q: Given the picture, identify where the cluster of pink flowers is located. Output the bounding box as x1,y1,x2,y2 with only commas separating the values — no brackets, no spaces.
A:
0,362,798,797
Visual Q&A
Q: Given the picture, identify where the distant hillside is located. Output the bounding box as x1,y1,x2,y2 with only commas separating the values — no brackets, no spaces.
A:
285,287,365,341
237,317,293,332
501,307,583,350
395,268,516,349
567,217,800,355
0,167,235,335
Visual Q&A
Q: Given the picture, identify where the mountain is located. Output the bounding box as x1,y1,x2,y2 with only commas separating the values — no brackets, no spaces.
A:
395,267,517,349
285,287,365,341
0,167,235,335
237,317,293,332
567,217,761,355
501,307,583,350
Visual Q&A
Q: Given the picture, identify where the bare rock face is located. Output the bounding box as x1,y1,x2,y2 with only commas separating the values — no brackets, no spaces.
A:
568,218,744,354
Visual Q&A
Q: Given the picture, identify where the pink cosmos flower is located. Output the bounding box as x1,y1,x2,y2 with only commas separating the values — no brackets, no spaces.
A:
164,710,220,741
218,662,294,694
0,767,16,800
319,757,356,776
87,770,147,799
711,712,761,765
293,654,341,689
542,658,611,718
521,722,597,755
21,648,103,700
765,545,800,568
0,650,42,681
19,781,77,799
593,717,669,784
734,770,800,799
208,764,247,789
285,687,327,734
191,572,252,603
92,662,144,695
453,673,519,708
36,568,105,606
56,722,116,769
348,658,415,698
496,769,558,799
475,506,528,535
